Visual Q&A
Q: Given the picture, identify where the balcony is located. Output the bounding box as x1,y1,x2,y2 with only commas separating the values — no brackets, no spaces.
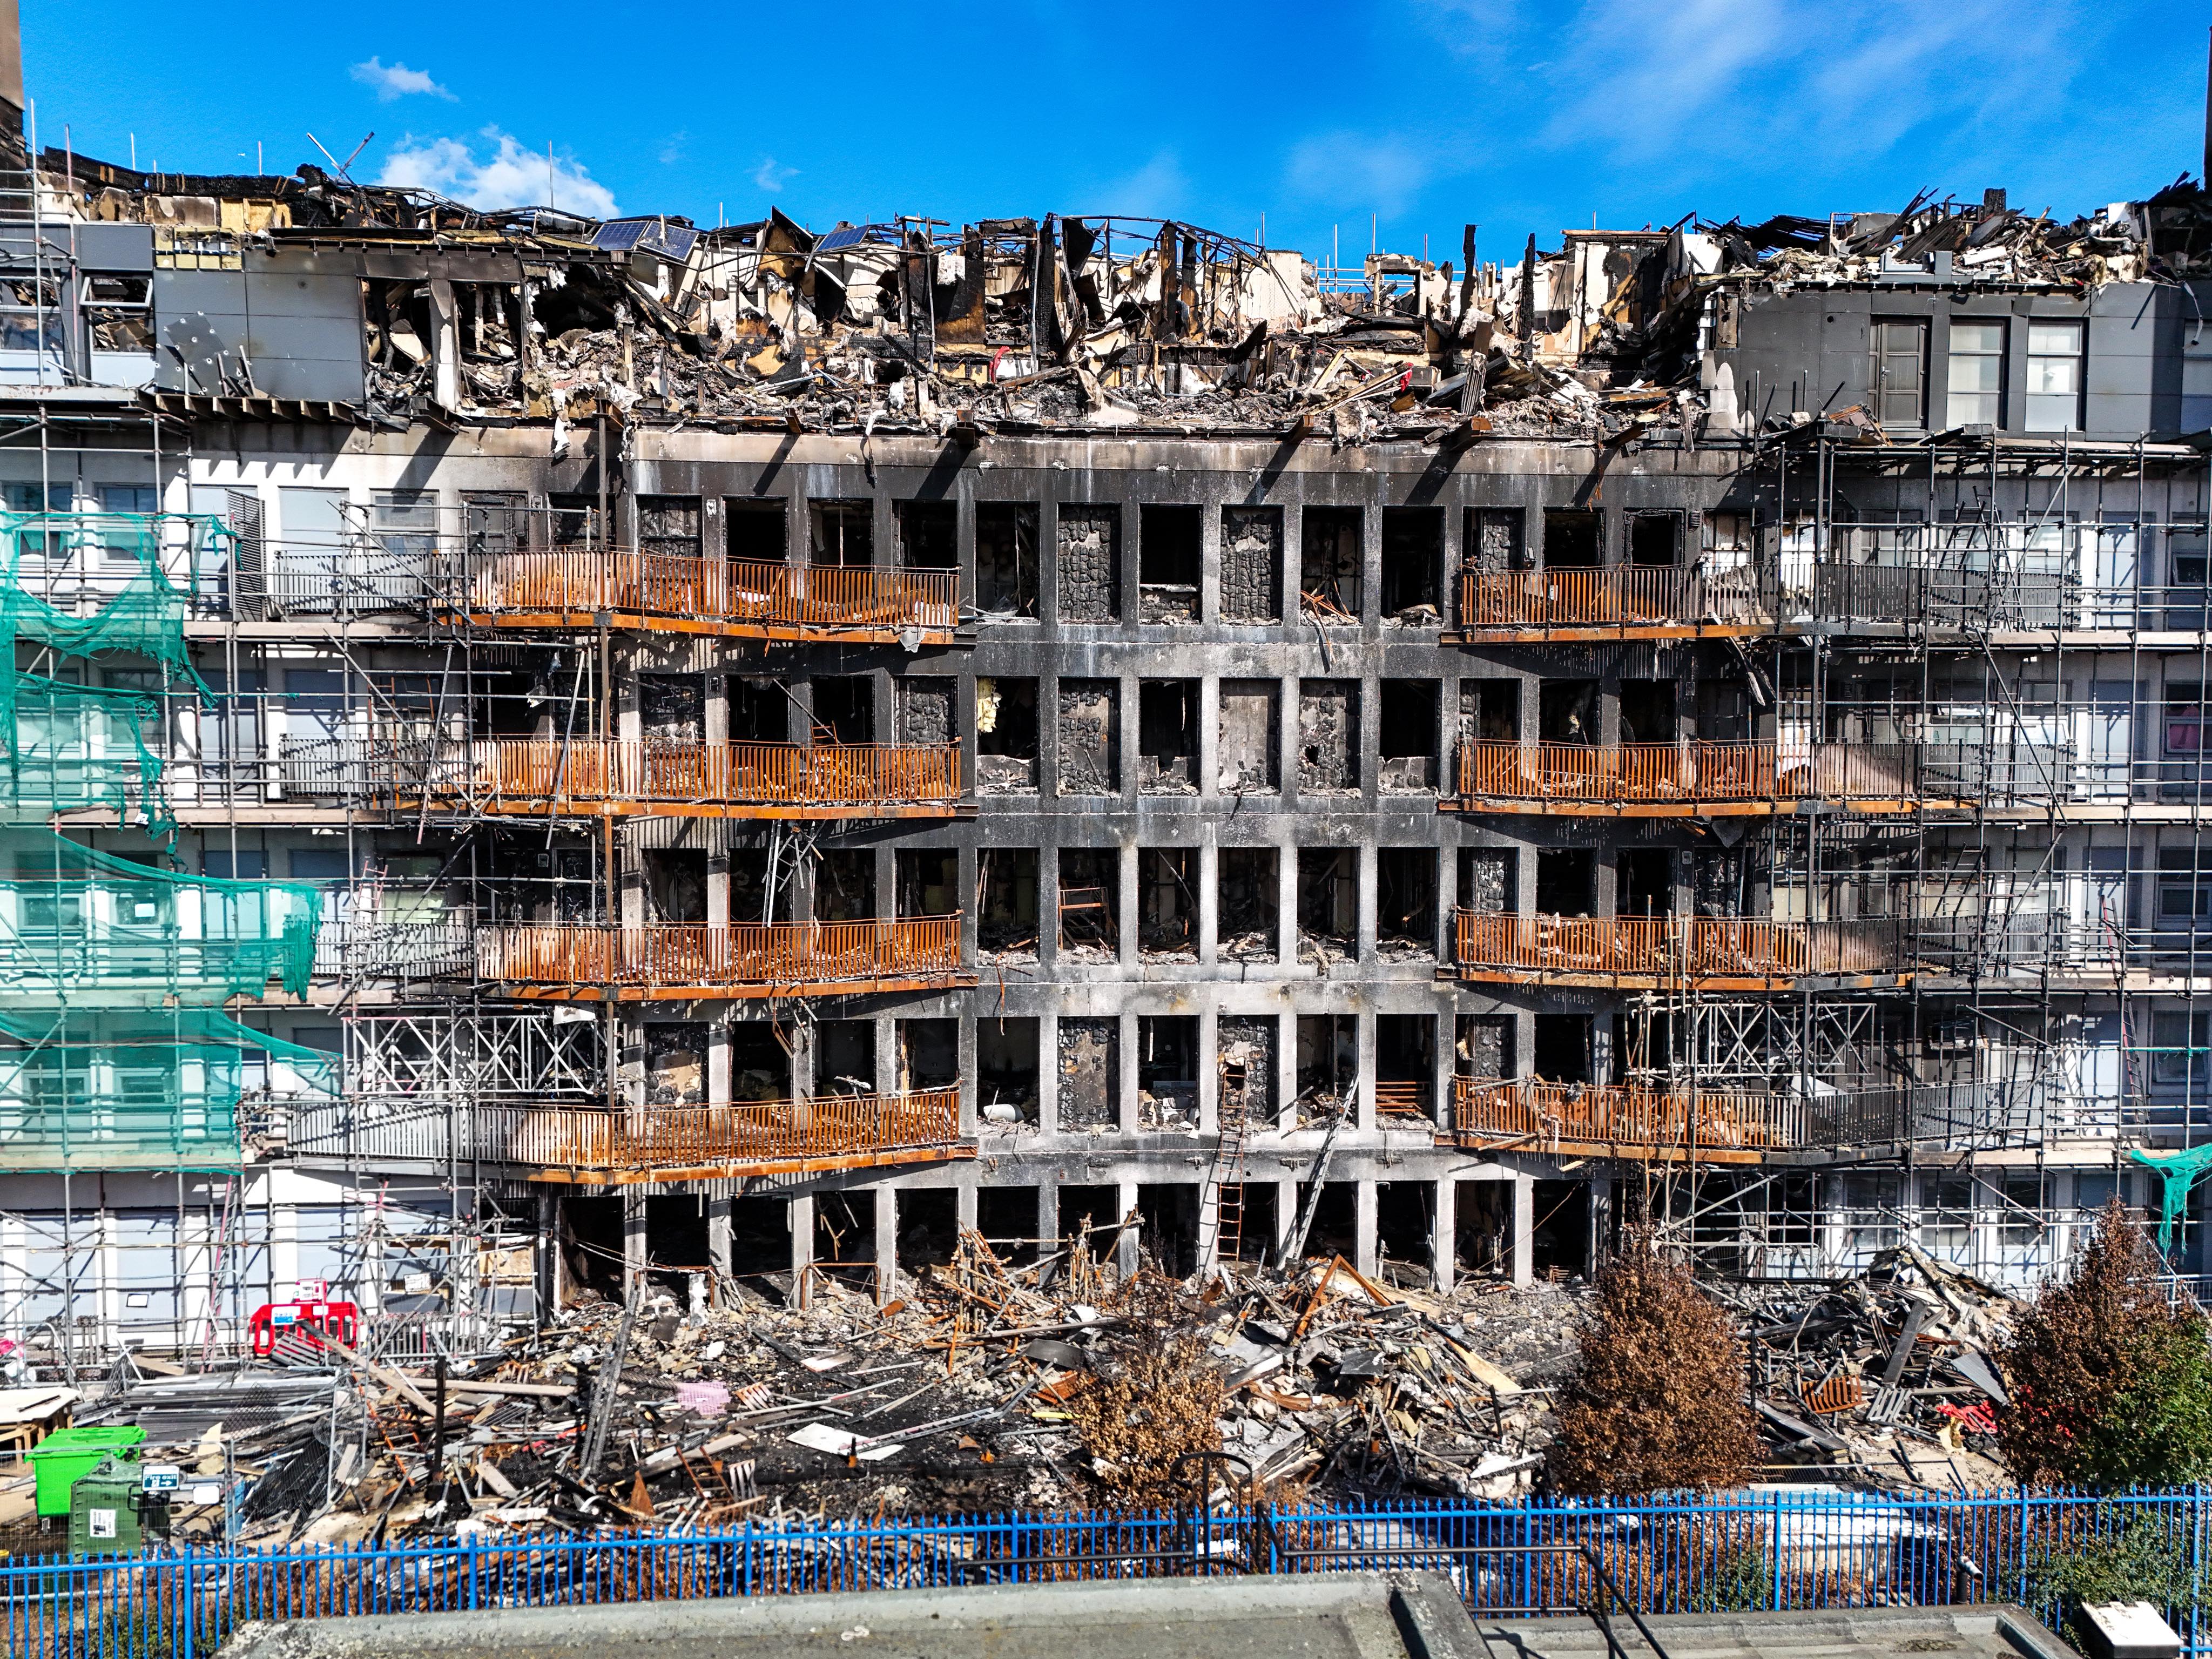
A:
480,915,970,1001
1451,912,1911,990
1457,567,1777,641
1449,741,1948,817
1448,1077,1805,1163
454,550,961,644
403,738,966,821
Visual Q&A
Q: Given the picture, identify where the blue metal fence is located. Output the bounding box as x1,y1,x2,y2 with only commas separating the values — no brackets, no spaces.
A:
4,1487,2206,1659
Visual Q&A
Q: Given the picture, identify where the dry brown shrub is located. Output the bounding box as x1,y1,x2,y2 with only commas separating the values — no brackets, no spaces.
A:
1546,1223,1758,1495
1064,1265,1226,1508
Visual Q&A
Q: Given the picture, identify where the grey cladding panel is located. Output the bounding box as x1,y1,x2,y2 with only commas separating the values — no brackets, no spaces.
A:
73,223,154,270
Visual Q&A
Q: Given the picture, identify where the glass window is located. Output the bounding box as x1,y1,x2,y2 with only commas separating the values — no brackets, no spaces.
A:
2165,685,2206,753
372,491,436,561
2152,1010,2212,1088
2156,851,2212,928
1946,320,2006,427
2026,320,2085,432
2000,1171,2046,1247
1921,1174,1974,1259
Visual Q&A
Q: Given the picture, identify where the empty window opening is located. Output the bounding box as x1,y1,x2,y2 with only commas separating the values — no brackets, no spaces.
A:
1629,512,1681,567
1301,506,1363,621
1380,507,1443,623
978,847,1040,957
644,1195,707,1301
1058,848,1119,957
1377,849,1437,959
1218,680,1280,794
1532,1180,1590,1277
976,676,1040,793
1296,1014,1358,1128
1620,679,1675,743
896,848,957,918
896,679,955,747
896,1018,958,1095
1218,1015,1278,1128
1057,1020,1119,1133
1539,679,1597,744
1456,1014,1514,1082
1456,1181,1512,1278
897,500,957,569
1138,847,1198,959
728,848,771,925
1532,1014,1591,1084
1057,678,1118,795
1294,1182,1358,1264
809,500,873,565
1137,1183,1201,1277
1298,679,1360,793
1138,1015,1200,1131
1462,681,1520,754
644,848,708,924
1219,1182,1279,1264
1057,1183,1121,1252
1138,504,1201,623
816,850,877,922
638,496,703,562
1698,679,1752,741
1465,507,1528,576
898,1189,959,1273
729,1021,793,1104
1221,505,1283,622
1138,679,1198,794
1057,503,1121,621
1615,1008,1675,1085
1694,844,1749,918
645,1021,709,1107
812,676,874,745
813,1192,876,1295
1218,847,1280,962
976,503,1039,618
1375,1182,1436,1285
1617,848,1672,918
1459,847,1516,916
726,500,786,563
1379,679,1439,793
640,674,705,741
1297,848,1358,962
979,1018,1040,1131
559,1196,626,1298
976,1186,1041,1266
469,669,541,738
816,1019,875,1097
1376,1016,1437,1124
1535,848,1594,916
1543,510,1602,569
729,676,786,743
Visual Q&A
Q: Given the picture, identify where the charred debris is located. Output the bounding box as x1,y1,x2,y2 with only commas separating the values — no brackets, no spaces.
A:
51,147,2212,441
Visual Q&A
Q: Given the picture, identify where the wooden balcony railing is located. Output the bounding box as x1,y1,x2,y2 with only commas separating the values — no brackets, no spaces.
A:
458,550,959,639
1453,912,1907,986
1451,1077,1805,1159
407,739,963,818
1460,567,1776,636
475,1088,965,1181
1373,1080,1433,1121
1454,741,1935,813
480,915,967,999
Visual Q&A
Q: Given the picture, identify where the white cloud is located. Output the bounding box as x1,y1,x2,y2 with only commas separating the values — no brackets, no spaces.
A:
1282,131,1431,218
658,131,687,166
380,129,619,218
1095,150,1190,217
753,156,798,192
350,57,454,102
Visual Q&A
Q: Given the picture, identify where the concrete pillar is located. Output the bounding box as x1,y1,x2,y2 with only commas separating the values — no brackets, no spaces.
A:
874,1185,899,1306
1432,1178,1458,1293
1588,1174,1613,1271
1355,1013,1377,1132
1197,1007,1218,1136
1115,1179,1140,1277
1036,1183,1058,1262
706,1191,732,1310
1119,1011,1141,1134
787,1193,813,1309
538,1190,565,1315
1037,1012,1060,1135
1276,831,1298,963
1196,842,1219,968
1272,1178,1297,1265
1354,1179,1379,1279
623,1189,648,1294
955,1181,979,1237
1511,1171,1535,1288
428,278,461,410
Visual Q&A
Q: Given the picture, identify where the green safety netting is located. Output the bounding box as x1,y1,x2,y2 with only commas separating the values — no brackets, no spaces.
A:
2128,1143,2212,1255
0,1006,338,1172
1,667,170,832
0,830,324,1003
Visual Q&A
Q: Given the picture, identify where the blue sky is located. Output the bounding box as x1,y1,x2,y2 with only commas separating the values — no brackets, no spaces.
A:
28,1,2210,268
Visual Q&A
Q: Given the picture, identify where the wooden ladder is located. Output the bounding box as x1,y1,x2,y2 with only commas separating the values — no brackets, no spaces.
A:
1203,1083,1251,1269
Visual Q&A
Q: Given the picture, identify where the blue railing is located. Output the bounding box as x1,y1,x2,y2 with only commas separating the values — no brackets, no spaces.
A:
4,1487,2207,1658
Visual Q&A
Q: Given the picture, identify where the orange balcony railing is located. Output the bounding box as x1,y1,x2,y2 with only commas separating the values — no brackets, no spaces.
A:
1454,741,1935,813
476,1088,966,1181
1460,567,1777,636
1451,1076,1804,1161
457,550,959,640
1373,1080,1433,1121
409,738,964,818
1453,912,1908,987
481,915,968,999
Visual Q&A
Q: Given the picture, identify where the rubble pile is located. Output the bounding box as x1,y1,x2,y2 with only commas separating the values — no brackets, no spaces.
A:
1721,1239,2019,1493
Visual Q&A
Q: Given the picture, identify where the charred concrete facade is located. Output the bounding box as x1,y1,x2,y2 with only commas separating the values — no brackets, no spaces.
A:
16,112,2212,1365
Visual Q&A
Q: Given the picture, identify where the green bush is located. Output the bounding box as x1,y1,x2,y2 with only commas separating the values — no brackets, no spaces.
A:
2002,1507,2197,1652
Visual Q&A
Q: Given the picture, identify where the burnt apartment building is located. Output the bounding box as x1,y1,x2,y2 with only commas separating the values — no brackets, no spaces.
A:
10,76,2212,1363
